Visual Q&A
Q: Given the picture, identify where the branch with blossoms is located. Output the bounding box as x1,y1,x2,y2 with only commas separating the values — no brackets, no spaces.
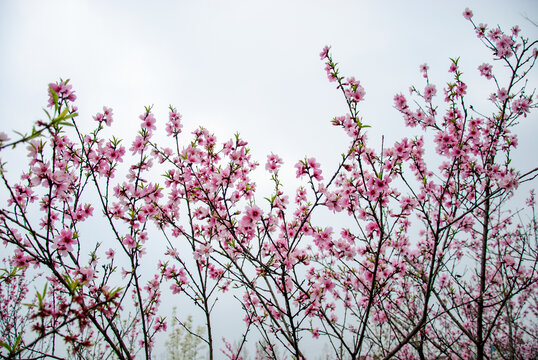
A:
379,8,538,359
146,117,311,357
146,119,252,360
0,261,33,358
0,84,171,359
0,7,537,360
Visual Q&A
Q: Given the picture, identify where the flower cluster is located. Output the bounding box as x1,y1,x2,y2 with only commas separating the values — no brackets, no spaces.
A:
48,80,77,108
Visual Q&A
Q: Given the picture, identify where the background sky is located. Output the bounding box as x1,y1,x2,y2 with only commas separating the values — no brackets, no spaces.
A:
1,0,537,357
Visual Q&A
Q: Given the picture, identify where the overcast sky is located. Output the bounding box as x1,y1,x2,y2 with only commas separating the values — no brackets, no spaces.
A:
1,0,537,356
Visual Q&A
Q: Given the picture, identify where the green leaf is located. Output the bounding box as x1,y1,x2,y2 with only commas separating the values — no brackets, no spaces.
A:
63,273,80,293
43,108,52,120
36,283,48,307
0,340,12,352
109,286,123,297
27,130,43,140
56,107,69,122
63,112,78,120
55,111,78,124
13,333,22,350
50,86,59,112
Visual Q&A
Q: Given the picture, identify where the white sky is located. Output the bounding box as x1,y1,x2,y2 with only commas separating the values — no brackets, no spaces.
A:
1,0,537,357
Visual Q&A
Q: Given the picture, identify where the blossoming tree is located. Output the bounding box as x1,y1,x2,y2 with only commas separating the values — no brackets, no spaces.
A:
1,8,537,360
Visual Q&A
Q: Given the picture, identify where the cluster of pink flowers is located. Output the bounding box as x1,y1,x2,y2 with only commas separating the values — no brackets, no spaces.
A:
48,80,77,108
92,106,114,126
344,77,366,103
511,97,531,116
165,107,183,136
265,153,283,173
51,229,76,257
423,84,437,102
478,63,493,79
294,157,323,181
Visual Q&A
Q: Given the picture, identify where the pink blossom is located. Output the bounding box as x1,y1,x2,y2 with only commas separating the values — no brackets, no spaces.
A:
478,63,493,79
365,222,380,237
319,45,330,60
130,135,145,155
423,84,437,102
140,113,156,132
438,273,449,288
498,171,519,190
475,23,487,38
462,7,473,20
265,153,283,173
324,64,337,82
93,112,104,122
345,77,366,103
295,161,307,178
240,205,263,229
314,227,333,251
245,205,262,221
13,248,32,267
123,234,137,250
488,27,502,41
153,317,167,332
526,190,535,207
394,94,408,111
455,82,467,96
103,107,113,126
193,243,213,261
419,63,429,78
323,278,335,292
306,157,323,181
511,25,521,37
497,88,509,102
170,283,181,294
511,97,531,117
52,229,76,257
0,131,10,143
77,267,96,283
295,187,307,203
166,108,183,136
48,80,77,108
495,35,515,58
503,255,515,267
